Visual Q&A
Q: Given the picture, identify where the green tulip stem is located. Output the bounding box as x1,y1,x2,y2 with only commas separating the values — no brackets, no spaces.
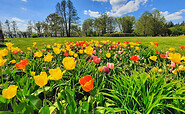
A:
0,67,3,85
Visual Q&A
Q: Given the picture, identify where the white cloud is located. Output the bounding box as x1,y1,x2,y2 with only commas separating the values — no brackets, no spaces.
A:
21,8,27,11
152,8,156,11
160,9,185,20
92,0,108,2
21,0,27,2
12,17,25,22
84,10,101,18
108,0,148,17
84,10,88,15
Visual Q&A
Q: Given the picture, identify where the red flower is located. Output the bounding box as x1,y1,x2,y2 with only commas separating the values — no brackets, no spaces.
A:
64,51,69,57
138,42,141,44
76,43,79,47
118,41,120,44
126,41,129,44
154,42,158,45
93,56,101,64
155,51,160,54
130,55,138,61
79,75,94,92
16,59,29,70
180,46,185,49
160,54,167,58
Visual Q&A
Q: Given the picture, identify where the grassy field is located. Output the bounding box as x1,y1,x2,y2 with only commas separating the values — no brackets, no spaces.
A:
1,36,185,53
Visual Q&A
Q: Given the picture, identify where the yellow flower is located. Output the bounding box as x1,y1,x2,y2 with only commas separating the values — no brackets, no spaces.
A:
178,65,185,71
62,57,76,70
0,56,7,66
153,67,158,72
158,69,163,73
150,42,154,46
10,60,16,64
47,45,51,49
150,56,157,62
74,53,78,58
169,47,175,51
98,67,103,71
168,53,181,64
31,72,36,76
2,85,18,99
11,47,20,52
34,72,48,87
79,50,83,54
135,47,139,51
44,53,53,62
69,51,74,56
172,69,177,74
34,51,43,57
5,42,14,50
0,49,8,57
48,67,66,80
27,47,31,51
33,42,37,47
85,46,93,55
106,53,111,58
53,47,61,55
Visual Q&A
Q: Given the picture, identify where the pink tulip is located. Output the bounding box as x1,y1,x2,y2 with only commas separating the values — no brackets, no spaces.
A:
171,62,176,67
170,68,173,71
35,47,38,50
115,54,118,57
20,51,24,54
107,63,114,69
112,48,115,50
108,48,111,51
118,51,122,54
13,51,18,54
166,51,169,58
93,50,96,54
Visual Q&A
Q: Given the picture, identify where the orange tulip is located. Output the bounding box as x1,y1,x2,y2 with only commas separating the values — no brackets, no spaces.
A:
79,75,94,92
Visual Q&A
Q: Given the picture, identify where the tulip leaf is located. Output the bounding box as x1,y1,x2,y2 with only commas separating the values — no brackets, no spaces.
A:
26,95,42,110
31,86,50,96
0,95,6,103
40,106,50,114
0,111,14,114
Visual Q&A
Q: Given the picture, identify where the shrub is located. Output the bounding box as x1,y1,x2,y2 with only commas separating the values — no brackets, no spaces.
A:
104,32,135,37
31,33,38,38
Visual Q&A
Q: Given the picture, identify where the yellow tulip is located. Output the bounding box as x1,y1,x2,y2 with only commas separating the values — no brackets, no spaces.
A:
69,51,74,56
47,45,51,49
79,50,83,54
34,51,43,57
53,47,61,55
74,53,78,58
0,56,7,66
106,53,111,58
62,57,76,70
168,53,181,64
2,85,18,99
98,67,103,71
0,49,8,57
150,56,158,62
85,46,93,55
31,72,36,76
178,65,185,71
34,72,48,87
135,47,139,51
169,47,175,51
10,60,16,64
44,53,53,62
5,42,14,50
48,67,66,80
158,69,163,73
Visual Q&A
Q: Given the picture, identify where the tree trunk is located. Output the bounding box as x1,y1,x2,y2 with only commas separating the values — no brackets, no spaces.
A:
0,29,4,43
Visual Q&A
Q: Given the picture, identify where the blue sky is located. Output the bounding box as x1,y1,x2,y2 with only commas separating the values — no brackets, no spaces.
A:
0,0,185,31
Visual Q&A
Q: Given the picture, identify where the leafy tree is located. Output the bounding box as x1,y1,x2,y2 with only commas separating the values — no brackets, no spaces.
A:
12,21,18,38
5,19,12,38
56,0,79,37
82,18,94,36
0,21,4,42
116,15,135,33
135,11,152,36
34,21,43,37
27,20,33,37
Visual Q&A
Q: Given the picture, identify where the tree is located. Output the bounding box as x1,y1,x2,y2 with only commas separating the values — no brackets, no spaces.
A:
27,20,33,37
135,11,152,36
116,15,135,33
12,21,18,38
56,0,79,37
5,19,12,38
34,21,43,37
46,13,62,37
150,10,166,36
82,18,94,36
0,21,4,42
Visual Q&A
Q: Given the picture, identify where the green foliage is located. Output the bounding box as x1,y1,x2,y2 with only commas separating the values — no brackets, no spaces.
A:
104,32,135,37
31,33,38,38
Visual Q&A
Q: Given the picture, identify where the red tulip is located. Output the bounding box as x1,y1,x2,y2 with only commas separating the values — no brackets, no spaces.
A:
79,75,94,92
93,56,101,64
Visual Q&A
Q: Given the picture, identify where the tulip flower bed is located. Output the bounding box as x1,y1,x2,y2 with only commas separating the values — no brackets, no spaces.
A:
0,40,185,113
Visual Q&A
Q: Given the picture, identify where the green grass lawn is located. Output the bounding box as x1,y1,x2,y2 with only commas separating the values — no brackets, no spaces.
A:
1,36,185,54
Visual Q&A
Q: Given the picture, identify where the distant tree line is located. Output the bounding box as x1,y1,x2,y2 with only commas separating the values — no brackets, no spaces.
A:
0,0,185,39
